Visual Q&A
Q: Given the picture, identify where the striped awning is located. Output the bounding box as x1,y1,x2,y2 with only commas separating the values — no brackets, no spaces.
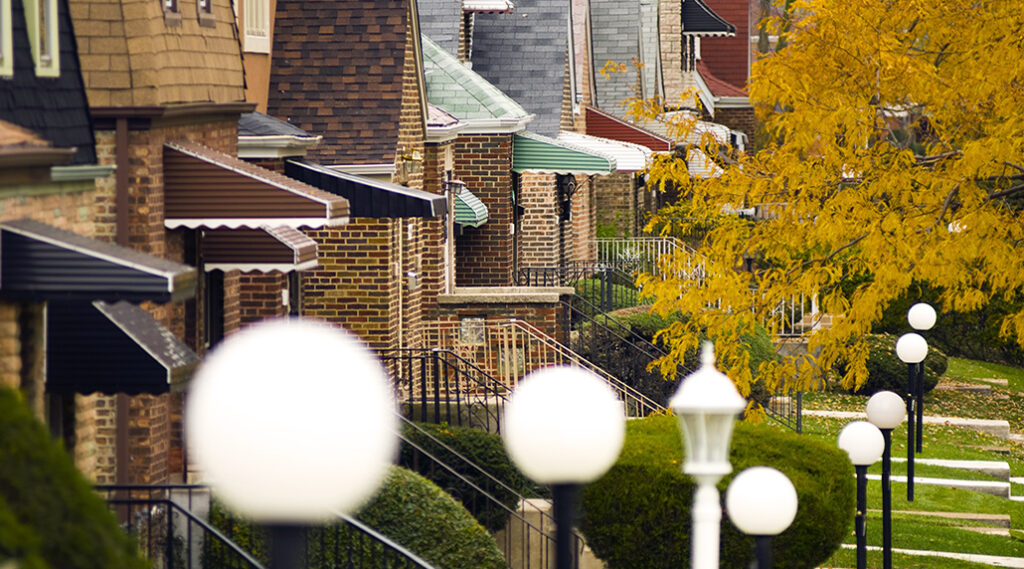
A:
454,188,489,228
558,132,651,173
512,132,616,175
285,160,446,219
201,225,318,273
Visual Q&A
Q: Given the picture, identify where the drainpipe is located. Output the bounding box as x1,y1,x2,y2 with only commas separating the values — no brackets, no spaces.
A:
115,116,130,485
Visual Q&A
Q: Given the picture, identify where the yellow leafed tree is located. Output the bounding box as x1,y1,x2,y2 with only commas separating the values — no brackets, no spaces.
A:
636,0,1024,400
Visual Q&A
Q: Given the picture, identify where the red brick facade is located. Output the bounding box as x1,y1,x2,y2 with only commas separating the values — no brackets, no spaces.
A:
453,134,514,286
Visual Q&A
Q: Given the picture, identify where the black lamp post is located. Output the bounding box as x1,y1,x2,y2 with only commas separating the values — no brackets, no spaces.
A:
866,391,906,569
908,303,936,453
838,421,885,569
896,332,927,501
726,466,799,569
503,366,626,569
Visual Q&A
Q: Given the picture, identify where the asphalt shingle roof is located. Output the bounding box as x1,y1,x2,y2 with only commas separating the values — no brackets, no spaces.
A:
418,0,463,56
590,0,640,115
470,0,569,137
422,35,530,122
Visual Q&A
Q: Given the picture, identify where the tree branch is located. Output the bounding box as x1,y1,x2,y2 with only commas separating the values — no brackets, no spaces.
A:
784,234,868,276
933,184,960,230
985,184,1024,202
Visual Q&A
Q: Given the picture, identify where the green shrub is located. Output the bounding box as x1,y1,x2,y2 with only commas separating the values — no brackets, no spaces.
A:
580,416,854,569
0,388,148,569
837,333,948,395
208,466,506,569
573,277,642,312
399,422,535,531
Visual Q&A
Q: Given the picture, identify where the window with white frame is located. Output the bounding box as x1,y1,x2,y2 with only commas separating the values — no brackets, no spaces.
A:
0,0,13,77
242,0,269,53
24,0,58,77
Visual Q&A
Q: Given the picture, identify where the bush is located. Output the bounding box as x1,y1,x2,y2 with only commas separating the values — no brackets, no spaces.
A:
399,422,535,531
0,388,148,569
208,466,506,569
580,416,854,569
837,333,948,395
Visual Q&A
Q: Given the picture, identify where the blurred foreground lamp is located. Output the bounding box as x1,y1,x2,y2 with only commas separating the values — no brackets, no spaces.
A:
838,421,884,569
503,366,625,569
669,343,747,569
907,303,935,453
895,332,927,501
186,318,398,569
866,390,906,569
726,467,798,569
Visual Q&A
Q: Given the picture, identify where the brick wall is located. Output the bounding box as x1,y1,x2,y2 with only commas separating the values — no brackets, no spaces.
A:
238,273,289,325
593,172,640,236
570,175,597,263
660,0,684,104
517,172,560,268
453,134,514,286
714,106,757,147
395,5,426,190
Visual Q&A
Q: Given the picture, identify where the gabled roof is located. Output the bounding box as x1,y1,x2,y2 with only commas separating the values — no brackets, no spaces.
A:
682,0,736,36
422,35,533,132
696,60,747,98
590,0,641,113
471,0,570,138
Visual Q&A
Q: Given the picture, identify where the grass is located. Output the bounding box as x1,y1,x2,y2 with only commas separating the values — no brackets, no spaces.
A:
947,358,1024,393
824,547,1006,569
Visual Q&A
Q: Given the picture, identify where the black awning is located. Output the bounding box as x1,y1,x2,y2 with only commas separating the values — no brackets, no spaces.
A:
46,301,199,395
285,160,447,219
0,219,196,303
682,0,736,35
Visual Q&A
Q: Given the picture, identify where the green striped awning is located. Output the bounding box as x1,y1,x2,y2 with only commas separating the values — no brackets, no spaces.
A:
512,132,616,175
454,188,489,228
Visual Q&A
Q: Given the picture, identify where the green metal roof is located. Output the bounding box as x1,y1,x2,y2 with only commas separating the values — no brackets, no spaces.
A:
421,35,530,122
454,187,489,228
512,132,616,175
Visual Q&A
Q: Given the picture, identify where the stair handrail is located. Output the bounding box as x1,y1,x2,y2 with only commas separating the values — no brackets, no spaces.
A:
335,511,436,569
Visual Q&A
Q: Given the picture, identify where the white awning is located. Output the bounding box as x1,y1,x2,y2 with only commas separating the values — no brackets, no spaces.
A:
557,132,651,173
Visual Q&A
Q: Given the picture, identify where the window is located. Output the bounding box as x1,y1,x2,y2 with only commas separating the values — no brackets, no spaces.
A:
24,0,58,77
163,0,181,26
242,0,269,53
0,0,12,76
197,0,214,27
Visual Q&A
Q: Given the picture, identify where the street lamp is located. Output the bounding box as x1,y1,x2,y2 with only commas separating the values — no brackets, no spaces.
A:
186,318,399,569
725,467,798,569
838,421,885,569
503,366,626,569
896,332,928,501
865,391,906,569
669,343,747,569
908,303,936,453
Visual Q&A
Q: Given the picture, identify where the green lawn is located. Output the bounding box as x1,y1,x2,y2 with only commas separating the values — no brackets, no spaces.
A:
947,358,1024,393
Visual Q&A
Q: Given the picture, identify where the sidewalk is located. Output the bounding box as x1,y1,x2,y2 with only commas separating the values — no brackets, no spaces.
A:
838,544,1024,568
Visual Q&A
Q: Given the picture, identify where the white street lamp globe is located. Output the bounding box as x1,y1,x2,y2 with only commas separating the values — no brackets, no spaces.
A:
895,333,928,364
865,391,905,430
837,421,885,466
907,303,936,331
186,318,398,522
726,467,799,536
503,366,626,484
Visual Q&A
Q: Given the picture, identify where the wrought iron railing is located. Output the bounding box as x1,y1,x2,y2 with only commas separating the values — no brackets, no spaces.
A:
423,319,664,417
514,263,643,314
380,348,508,433
596,236,705,282
765,390,803,434
97,485,437,569
399,419,583,569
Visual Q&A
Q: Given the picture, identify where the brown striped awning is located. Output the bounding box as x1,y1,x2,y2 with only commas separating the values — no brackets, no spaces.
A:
163,141,349,229
201,225,318,273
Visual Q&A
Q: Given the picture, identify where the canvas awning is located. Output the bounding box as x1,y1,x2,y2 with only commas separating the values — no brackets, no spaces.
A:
201,225,318,272
0,219,196,303
285,160,446,219
682,0,736,36
46,301,200,395
584,106,673,153
558,132,651,173
454,188,489,228
512,132,616,175
163,141,349,229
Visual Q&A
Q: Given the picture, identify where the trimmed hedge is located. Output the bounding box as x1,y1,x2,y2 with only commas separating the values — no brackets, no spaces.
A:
0,388,148,569
580,416,854,569
838,333,948,395
399,422,535,532
209,466,506,569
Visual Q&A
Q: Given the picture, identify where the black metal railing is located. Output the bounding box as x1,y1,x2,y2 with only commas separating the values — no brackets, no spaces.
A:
97,485,438,569
514,263,643,315
399,419,584,569
764,390,803,434
380,348,509,433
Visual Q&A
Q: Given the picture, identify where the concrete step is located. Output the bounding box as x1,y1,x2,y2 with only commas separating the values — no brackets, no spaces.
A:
804,409,1011,438
890,457,1010,481
869,509,1010,528
865,473,1010,498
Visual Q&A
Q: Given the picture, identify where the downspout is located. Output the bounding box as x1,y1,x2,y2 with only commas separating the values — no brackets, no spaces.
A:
396,220,404,350
115,116,130,485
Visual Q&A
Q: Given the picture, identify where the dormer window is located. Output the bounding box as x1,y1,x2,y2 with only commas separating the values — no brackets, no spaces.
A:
24,0,58,77
0,0,13,77
197,0,214,27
